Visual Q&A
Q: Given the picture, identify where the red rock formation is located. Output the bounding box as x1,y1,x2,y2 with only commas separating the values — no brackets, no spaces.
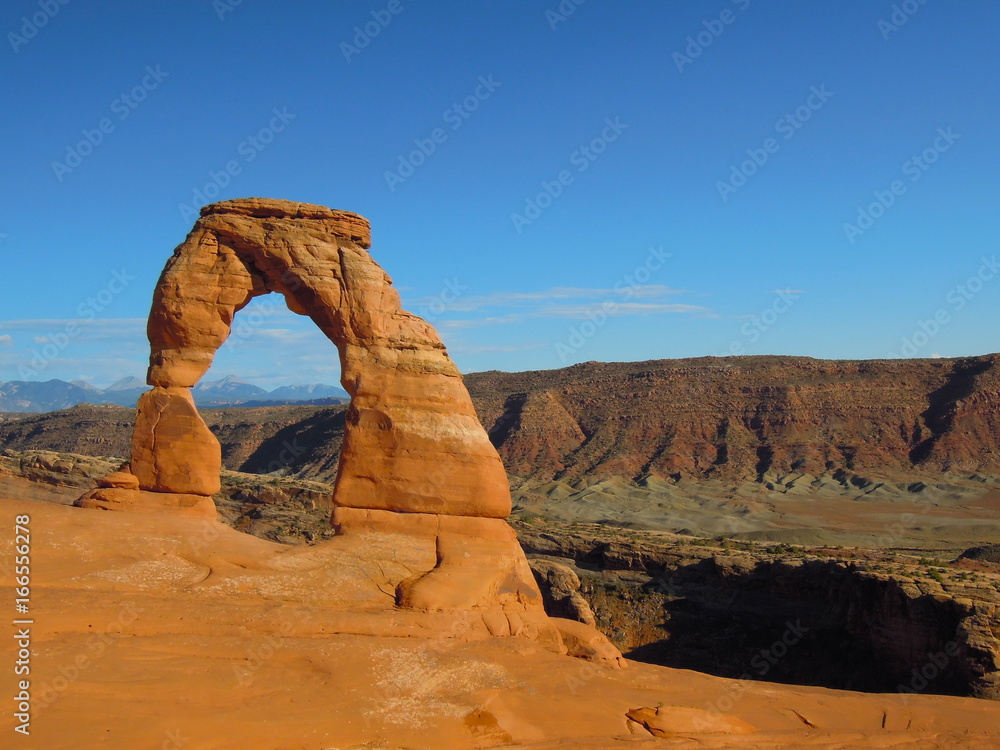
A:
468,355,1000,483
79,198,511,519
73,199,620,663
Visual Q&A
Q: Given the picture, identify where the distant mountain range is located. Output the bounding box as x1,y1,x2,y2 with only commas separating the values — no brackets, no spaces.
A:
0,376,350,412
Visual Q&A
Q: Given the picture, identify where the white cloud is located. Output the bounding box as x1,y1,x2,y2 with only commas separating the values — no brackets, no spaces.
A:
540,302,709,318
445,342,547,354
405,284,690,313
0,317,145,329
405,283,712,333
437,301,712,330
0,318,146,343
0,283,713,386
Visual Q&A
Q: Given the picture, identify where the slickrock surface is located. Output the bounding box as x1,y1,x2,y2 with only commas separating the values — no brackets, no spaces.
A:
3,498,1000,749
11,452,999,704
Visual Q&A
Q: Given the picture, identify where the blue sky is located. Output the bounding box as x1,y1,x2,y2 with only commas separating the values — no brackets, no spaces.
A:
1,0,997,389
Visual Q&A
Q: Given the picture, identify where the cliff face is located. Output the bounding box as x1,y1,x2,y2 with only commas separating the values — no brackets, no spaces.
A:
467,354,1000,483
3,354,1000,487
516,522,1000,700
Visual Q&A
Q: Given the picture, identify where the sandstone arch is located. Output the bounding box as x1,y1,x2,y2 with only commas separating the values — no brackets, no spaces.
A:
79,198,510,520
75,197,624,664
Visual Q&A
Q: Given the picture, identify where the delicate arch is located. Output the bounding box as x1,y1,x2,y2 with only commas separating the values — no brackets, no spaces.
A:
73,198,626,667
85,198,510,519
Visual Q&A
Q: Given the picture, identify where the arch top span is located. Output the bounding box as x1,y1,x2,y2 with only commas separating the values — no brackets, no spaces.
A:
199,197,375,244
81,197,511,520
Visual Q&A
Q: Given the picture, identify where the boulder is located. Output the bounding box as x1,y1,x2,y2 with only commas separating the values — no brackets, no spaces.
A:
529,558,598,627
